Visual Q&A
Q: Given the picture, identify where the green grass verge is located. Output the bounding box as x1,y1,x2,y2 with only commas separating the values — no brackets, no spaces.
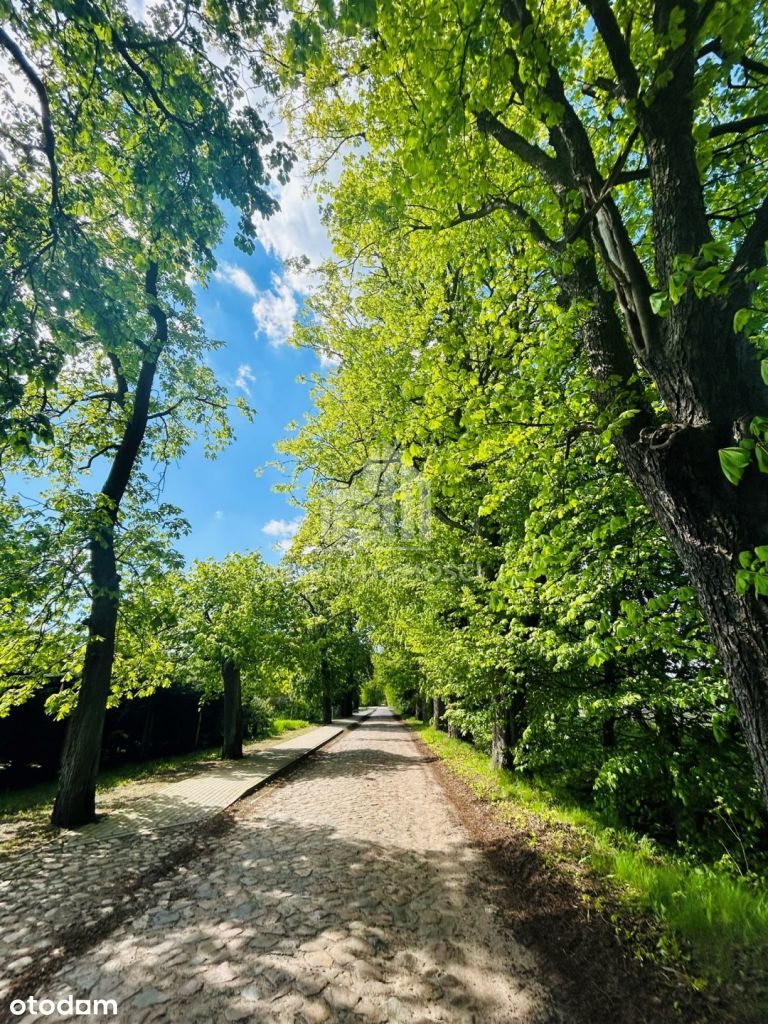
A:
408,719,768,998
0,718,312,819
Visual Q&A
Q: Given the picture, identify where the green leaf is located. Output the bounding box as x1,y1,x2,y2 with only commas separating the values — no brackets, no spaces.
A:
734,308,752,334
719,446,751,486
649,292,669,315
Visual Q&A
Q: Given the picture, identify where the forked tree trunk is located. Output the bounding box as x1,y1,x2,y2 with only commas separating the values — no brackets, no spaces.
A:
484,0,768,807
221,658,243,760
491,688,526,771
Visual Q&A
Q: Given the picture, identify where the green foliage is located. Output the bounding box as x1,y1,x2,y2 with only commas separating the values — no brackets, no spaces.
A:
274,0,768,869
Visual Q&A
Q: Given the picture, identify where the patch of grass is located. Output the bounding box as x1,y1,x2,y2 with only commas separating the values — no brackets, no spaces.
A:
269,718,311,736
409,719,768,1000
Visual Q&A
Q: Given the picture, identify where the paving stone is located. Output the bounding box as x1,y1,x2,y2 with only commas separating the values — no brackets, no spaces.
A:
132,988,172,1008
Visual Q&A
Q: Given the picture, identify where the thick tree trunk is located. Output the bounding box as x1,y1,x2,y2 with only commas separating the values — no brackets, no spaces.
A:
620,429,768,805
491,706,513,771
140,705,155,758
51,538,119,828
432,696,445,730
220,658,243,759
321,654,333,725
322,689,333,725
491,688,526,771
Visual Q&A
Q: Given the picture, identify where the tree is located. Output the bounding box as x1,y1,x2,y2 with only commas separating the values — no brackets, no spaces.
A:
279,0,768,805
1,0,291,826
276,159,765,855
173,554,299,760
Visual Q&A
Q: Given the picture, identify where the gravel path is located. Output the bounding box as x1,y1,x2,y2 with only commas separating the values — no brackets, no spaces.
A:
10,710,560,1023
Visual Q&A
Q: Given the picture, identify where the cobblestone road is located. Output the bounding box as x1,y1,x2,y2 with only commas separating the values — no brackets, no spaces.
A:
13,710,560,1023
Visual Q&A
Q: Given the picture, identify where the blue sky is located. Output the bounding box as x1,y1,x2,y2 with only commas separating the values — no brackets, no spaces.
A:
8,183,331,567
159,208,324,566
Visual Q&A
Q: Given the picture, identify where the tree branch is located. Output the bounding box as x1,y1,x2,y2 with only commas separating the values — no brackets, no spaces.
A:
0,26,60,217
710,114,768,138
475,110,568,186
729,196,768,282
579,1,641,100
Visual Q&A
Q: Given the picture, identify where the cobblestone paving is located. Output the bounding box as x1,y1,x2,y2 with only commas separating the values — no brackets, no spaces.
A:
0,722,360,1002
12,710,560,1023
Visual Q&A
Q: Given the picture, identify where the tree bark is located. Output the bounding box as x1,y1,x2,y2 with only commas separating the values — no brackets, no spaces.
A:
321,652,333,725
51,261,166,828
220,658,243,760
432,696,445,730
50,538,119,827
482,0,768,802
491,705,513,771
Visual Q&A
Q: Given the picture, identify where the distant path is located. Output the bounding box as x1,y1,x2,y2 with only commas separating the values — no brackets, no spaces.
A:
13,709,559,1023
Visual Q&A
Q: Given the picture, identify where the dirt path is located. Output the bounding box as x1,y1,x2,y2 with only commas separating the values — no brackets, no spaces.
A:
12,709,561,1023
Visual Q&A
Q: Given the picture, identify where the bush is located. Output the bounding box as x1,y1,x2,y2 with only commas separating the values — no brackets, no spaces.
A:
243,695,274,739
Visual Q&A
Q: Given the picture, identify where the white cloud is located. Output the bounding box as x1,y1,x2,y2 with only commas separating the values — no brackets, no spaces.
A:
234,363,256,396
213,261,258,298
261,517,303,538
214,510,224,521
252,273,299,347
254,174,334,295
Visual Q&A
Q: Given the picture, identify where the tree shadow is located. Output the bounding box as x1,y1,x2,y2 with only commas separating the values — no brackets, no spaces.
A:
37,814,558,1023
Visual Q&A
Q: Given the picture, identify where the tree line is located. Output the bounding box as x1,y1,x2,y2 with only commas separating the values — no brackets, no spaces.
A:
2,0,768,866
274,0,768,863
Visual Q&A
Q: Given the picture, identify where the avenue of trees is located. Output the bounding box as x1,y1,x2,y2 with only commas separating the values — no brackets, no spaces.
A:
1,0,768,873
274,0,768,863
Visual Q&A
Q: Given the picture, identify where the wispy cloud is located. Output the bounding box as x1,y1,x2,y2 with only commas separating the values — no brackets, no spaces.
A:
213,261,258,298
255,175,333,295
234,363,256,396
252,273,299,347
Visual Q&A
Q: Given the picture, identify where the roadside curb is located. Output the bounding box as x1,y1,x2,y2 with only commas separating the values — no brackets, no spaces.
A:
228,708,376,806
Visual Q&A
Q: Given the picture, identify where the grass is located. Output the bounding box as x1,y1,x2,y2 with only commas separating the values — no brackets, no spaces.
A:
0,717,312,820
408,719,768,1003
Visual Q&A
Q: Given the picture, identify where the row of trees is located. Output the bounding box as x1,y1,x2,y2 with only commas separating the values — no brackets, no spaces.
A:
271,0,768,861
0,1,373,826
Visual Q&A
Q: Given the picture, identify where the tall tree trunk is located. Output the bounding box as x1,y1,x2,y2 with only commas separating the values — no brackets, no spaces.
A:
620,432,768,804
51,261,166,828
491,705,513,771
492,687,526,770
421,697,431,724
486,0,768,806
321,652,333,724
432,696,445,730
51,538,119,827
220,658,243,760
